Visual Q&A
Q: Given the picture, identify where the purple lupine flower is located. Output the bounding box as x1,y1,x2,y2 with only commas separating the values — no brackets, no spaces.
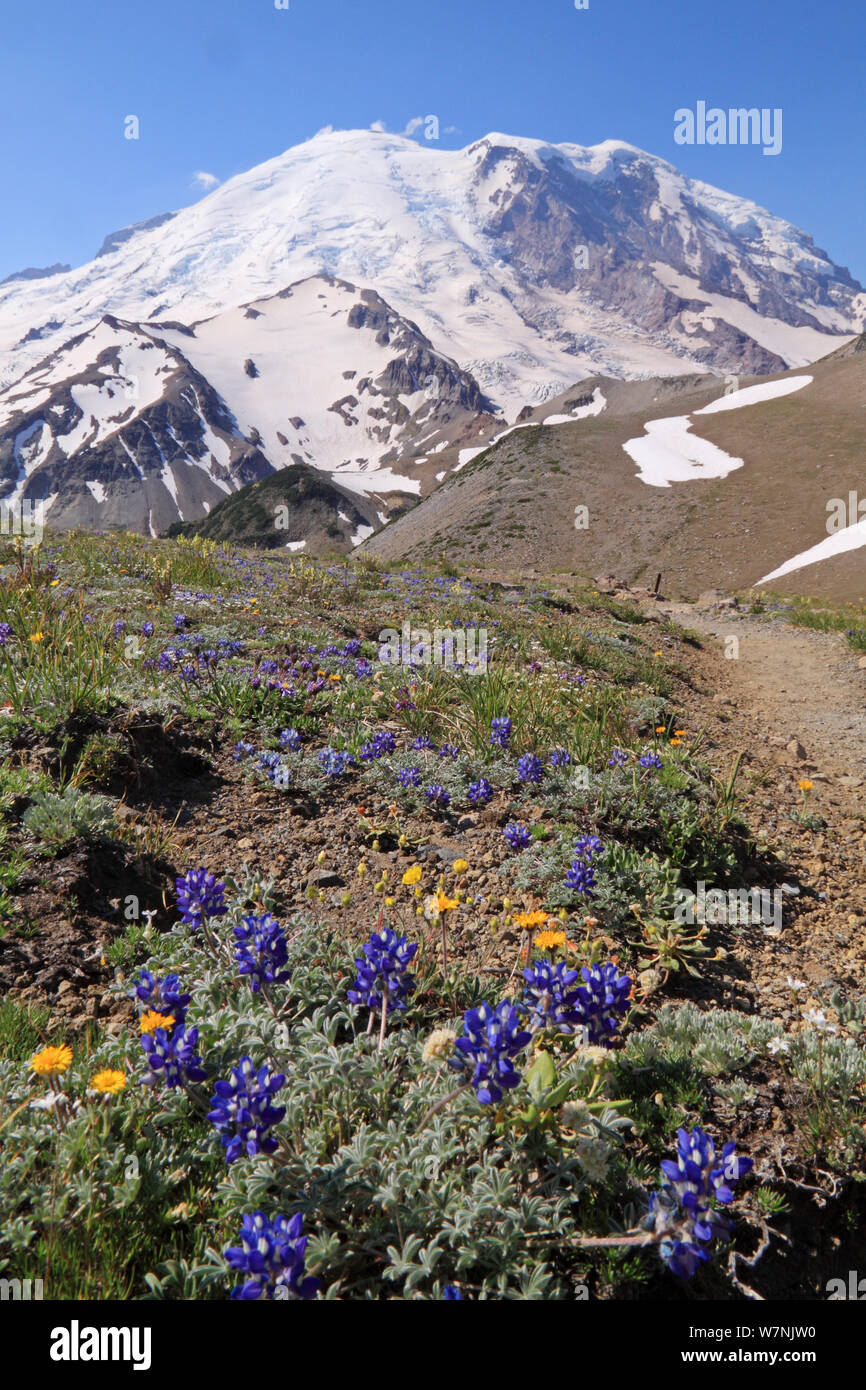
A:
549,748,571,767
319,748,355,776
141,1025,207,1088
489,717,512,750
233,913,291,994
639,750,663,770
564,857,596,895
347,927,418,1015
176,868,228,931
516,753,544,784
522,958,583,1033
135,970,191,1027
224,1212,320,1301
233,741,256,760
207,1057,286,1165
396,766,422,787
279,727,302,751
647,1127,753,1278
448,1000,532,1104
360,730,397,760
503,821,531,851
574,962,631,1044
607,748,629,768
0,622,13,646
574,835,604,858
425,783,450,809
468,777,493,805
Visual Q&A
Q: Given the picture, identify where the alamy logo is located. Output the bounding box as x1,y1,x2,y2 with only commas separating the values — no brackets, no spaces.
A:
675,881,782,932
674,102,782,156
378,622,488,673
826,492,866,532
0,1277,43,1300
49,1320,152,1371
826,1271,866,1300
0,499,45,545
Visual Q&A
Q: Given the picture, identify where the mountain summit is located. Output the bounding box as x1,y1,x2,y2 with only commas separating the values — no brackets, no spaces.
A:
0,128,862,537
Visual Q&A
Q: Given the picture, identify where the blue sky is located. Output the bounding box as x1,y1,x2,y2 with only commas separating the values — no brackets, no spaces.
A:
1,0,863,282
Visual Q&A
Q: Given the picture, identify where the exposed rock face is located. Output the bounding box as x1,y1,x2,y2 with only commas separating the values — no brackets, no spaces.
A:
0,264,71,287
0,277,495,538
94,212,177,259
0,316,272,535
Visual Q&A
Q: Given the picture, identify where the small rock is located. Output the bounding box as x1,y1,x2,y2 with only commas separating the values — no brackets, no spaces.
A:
237,837,254,850
306,869,346,889
785,738,807,760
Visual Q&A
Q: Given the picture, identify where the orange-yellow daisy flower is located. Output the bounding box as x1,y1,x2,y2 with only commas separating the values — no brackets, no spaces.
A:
29,1044,73,1077
91,1069,127,1095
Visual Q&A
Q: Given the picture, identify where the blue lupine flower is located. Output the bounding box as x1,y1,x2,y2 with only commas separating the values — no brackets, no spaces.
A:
135,970,191,1026
607,748,629,768
564,857,596,895
647,1127,753,1278
639,750,663,770
347,928,418,1014
208,1057,287,1165
516,753,544,784
503,821,531,851
141,621,154,638
574,835,604,858
319,748,356,776
468,777,493,805
412,735,434,750
449,1000,532,1104
443,1285,463,1300
174,613,188,631
355,658,373,678
233,740,256,760
437,743,460,760
279,727,302,751
574,962,631,1043
0,622,13,647
490,716,512,749
396,766,422,787
522,959,583,1033
224,1212,320,1300
425,783,450,808
549,748,571,767
141,1025,207,1088
360,730,397,760
176,868,228,930
113,620,126,640
257,751,283,779
233,913,291,993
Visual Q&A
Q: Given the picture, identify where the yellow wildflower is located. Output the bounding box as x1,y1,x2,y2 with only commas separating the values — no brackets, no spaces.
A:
29,1044,73,1077
139,1010,175,1035
29,632,44,644
798,779,813,792
91,1069,127,1095
513,910,549,929
452,858,469,875
534,929,567,950
402,865,422,885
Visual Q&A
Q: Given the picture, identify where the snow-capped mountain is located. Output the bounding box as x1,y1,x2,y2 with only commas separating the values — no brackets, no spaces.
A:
0,127,862,537
0,277,495,535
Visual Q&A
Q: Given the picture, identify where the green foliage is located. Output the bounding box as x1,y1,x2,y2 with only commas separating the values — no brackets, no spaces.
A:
22,785,117,852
